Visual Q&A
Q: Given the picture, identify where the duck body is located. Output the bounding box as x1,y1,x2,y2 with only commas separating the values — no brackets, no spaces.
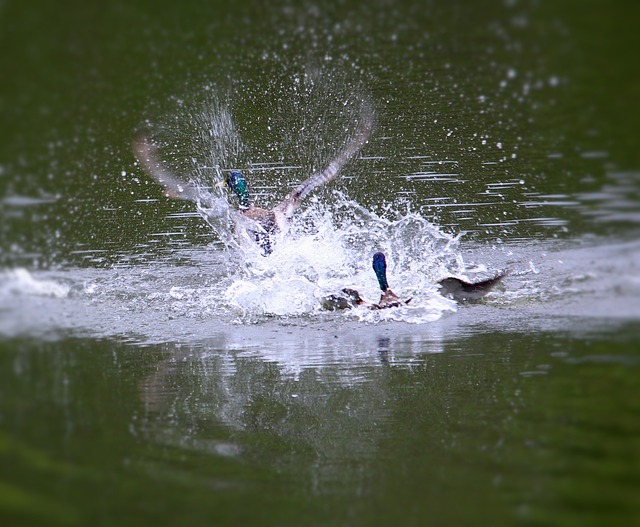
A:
321,252,411,310
322,252,505,311
233,205,280,254
321,288,367,310
224,171,282,254
371,252,412,308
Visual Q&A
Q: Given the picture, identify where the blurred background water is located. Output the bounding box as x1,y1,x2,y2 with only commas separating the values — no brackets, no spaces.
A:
1,1,639,526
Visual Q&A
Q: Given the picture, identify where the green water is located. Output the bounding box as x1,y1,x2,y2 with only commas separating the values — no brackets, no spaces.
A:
1,1,639,526
2,330,639,526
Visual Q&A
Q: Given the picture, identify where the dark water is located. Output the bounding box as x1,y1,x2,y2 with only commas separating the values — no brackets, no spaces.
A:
1,1,639,526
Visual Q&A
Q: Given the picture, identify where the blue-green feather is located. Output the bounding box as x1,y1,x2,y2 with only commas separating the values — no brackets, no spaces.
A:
225,171,251,208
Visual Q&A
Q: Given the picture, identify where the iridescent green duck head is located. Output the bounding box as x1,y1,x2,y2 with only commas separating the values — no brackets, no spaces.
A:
225,171,252,209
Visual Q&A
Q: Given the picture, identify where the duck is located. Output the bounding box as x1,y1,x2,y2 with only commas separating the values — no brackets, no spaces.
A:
371,252,413,308
438,272,506,302
133,105,374,255
322,252,412,310
322,252,505,310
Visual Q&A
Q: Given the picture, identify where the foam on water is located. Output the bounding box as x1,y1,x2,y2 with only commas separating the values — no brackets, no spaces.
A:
1,234,638,345
205,193,462,322
104,180,464,324
0,268,70,299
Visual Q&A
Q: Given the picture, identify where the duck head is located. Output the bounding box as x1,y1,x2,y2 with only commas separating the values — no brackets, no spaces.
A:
225,171,251,209
372,252,390,291
372,252,412,308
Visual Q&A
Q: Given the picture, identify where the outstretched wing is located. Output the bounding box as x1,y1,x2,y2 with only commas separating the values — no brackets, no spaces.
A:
275,102,375,219
133,135,200,202
465,272,506,293
438,271,507,302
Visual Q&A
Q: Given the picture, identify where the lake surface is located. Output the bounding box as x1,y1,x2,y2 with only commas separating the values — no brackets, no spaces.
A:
1,1,639,526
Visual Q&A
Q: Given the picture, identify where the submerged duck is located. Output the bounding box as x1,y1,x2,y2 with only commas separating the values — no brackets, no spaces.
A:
133,106,373,255
322,252,412,310
322,252,505,310
438,272,505,302
371,252,413,308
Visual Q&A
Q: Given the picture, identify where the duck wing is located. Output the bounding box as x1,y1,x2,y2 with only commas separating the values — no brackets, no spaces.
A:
321,288,368,310
274,103,374,219
463,272,506,293
133,135,200,202
439,272,506,302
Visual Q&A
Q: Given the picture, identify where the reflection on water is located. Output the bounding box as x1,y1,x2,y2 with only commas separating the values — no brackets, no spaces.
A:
1,327,638,525
577,170,640,226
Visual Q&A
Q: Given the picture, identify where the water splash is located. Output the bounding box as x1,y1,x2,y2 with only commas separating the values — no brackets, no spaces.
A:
132,77,473,323
215,193,462,322
0,268,70,299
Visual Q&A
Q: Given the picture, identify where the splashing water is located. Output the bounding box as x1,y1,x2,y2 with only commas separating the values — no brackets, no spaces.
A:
138,80,466,323
0,268,70,299
208,193,462,322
